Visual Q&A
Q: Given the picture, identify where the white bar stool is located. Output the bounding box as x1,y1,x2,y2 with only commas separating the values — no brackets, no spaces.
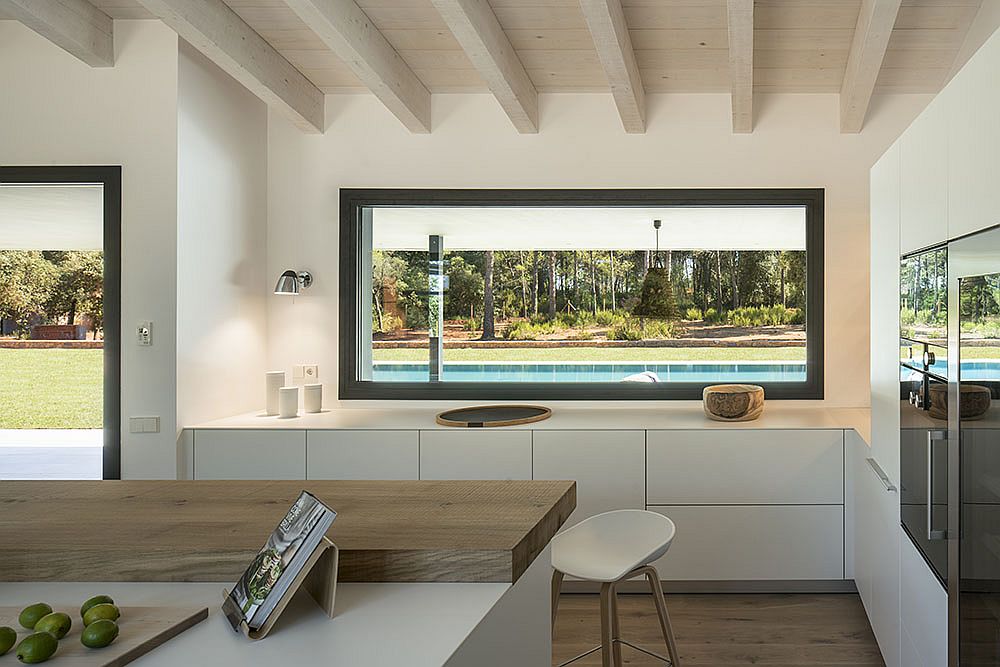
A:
551,509,681,667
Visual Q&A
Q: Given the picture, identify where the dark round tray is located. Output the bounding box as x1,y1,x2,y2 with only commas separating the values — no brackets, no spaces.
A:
436,405,552,428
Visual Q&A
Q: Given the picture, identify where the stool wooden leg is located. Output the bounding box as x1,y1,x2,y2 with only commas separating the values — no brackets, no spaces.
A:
609,583,623,667
599,583,614,667
551,570,564,633
642,567,681,666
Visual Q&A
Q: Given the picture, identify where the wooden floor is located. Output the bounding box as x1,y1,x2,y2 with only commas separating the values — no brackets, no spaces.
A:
553,593,884,666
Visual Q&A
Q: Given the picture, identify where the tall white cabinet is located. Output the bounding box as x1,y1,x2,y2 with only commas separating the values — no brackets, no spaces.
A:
948,32,1000,240
899,96,949,255
864,25,1000,667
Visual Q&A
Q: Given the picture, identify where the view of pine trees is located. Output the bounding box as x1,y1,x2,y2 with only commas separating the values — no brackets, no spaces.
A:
0,250,104,337
373,248,807,340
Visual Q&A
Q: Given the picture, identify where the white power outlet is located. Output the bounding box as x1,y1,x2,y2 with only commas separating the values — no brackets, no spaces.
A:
294,364,319,380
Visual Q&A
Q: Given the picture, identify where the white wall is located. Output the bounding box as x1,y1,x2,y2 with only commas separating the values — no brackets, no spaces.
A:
267,92,932,408
0,20,180,477
175,42,268,478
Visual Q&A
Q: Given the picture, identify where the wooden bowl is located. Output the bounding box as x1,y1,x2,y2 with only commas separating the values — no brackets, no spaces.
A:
928,384,991,420
703,384,765,422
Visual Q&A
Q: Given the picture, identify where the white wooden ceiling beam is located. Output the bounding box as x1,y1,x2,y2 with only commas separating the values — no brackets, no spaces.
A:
134,0,325,134
840,0,903,133
431,0,537,133
0,0,114,67
580,0,645,133
726,0,754,134
285,0,431,133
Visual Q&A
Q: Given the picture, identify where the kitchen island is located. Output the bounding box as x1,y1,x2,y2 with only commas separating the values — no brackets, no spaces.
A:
0,480,575,666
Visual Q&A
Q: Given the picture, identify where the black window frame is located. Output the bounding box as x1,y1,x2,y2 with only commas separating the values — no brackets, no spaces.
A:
339,188,824,401
1,165,122,477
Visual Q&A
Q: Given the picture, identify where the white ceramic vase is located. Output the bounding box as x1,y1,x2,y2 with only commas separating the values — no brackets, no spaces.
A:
278,386,299,419
304,383,323,413
265,371,285,416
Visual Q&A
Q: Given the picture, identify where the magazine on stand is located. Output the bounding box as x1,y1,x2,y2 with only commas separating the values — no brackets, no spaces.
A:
225,491,337,631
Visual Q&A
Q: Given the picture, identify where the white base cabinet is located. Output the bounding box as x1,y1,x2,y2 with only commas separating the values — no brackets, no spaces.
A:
307,430,418,480
900,530,947,667
532,430,644,530
646,429,843,504
852,432,901,667
189,426,848,587
646,505,844,580
419,430,532,480
193,430,306,480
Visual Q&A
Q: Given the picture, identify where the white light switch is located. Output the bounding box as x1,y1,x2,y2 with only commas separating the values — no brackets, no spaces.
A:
137,321,152,346
129,416,160,433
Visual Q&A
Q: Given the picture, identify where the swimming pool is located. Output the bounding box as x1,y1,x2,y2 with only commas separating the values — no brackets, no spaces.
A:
372,361,808,383
901,360,1000,381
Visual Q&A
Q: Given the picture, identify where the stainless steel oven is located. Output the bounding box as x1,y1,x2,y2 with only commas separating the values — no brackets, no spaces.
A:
899,246,950,585
900,337,948,585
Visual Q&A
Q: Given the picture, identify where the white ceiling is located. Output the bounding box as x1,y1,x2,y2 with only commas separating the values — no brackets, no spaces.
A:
0,185,103,250
372,206,807,251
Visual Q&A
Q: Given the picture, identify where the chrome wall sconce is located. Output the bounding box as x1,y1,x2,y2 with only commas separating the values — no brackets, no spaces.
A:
274,270,313,295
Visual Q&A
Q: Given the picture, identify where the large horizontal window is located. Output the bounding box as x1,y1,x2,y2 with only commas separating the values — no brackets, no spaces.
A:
339,189,824,400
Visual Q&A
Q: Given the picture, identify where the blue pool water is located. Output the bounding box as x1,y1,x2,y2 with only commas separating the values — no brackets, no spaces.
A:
901,360,1000,381
373,362,808,383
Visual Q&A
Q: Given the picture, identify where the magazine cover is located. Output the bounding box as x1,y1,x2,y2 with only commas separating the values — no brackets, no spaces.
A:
227,491,336,629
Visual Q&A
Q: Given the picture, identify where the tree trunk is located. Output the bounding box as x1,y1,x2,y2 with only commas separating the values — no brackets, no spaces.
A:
715,250,724,311
572,251,579,309
780,266,786,308
531,251,539,315
481,250,495,340
547,251,557,319
67,299,77,326
519,251,528,318
610,251,616,310
731,251,740,310
373,288,384,331
641,250,650,280
589,251,598,314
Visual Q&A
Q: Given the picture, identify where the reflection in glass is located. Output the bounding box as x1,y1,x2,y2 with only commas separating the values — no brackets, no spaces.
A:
959,272,1000,664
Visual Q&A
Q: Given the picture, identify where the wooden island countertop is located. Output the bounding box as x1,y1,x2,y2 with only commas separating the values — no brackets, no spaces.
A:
0,480,575,584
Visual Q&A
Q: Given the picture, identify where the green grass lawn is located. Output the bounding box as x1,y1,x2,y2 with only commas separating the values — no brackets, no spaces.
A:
0,349,102,429
373,346,809,362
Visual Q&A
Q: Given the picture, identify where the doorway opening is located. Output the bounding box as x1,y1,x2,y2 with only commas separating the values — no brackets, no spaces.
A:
0,167,121,479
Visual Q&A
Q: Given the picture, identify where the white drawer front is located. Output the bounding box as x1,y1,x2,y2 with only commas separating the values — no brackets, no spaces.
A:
419,430,532,480
532,430,645,530
647,505,845,580
308,430,419,480
646,429,844,504
900,527,947,667
193,429,305,480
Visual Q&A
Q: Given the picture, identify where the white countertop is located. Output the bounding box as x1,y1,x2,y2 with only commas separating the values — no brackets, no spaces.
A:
0,581,507,666
189,404,871,443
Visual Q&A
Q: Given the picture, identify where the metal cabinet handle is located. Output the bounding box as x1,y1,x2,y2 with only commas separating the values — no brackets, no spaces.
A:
866,457,897,492
927,430,948,541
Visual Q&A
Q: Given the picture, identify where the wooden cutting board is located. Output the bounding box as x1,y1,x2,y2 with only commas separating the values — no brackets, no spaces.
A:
0,606,208,666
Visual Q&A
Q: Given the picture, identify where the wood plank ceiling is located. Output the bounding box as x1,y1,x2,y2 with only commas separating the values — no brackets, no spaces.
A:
28,0,988,133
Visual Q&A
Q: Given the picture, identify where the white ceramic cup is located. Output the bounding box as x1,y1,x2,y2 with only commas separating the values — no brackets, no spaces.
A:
278,386,299,418
265,371,285,416
304,383,323,414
